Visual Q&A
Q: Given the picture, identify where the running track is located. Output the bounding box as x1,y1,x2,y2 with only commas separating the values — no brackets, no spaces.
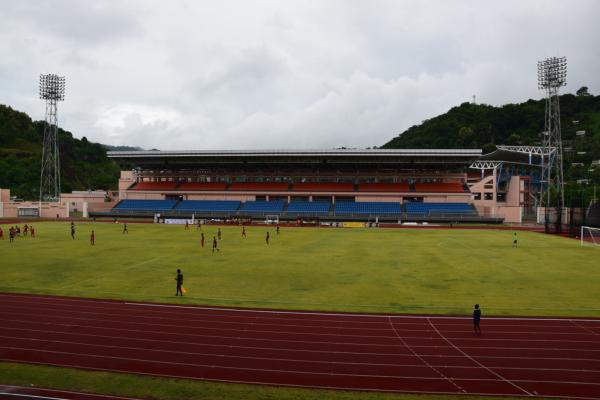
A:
1,293,599,399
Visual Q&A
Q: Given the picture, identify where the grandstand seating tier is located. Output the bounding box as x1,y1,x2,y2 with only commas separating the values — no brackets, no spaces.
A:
229,182,290,191
177,182,228,191
175,200,241,212
334,201,401,215
239,201,286,213
292,182,354,192
113,200,178,211
133,182,178,190
414,182,465,193
286,201,331,214
358,183,410,192
405,202,475,215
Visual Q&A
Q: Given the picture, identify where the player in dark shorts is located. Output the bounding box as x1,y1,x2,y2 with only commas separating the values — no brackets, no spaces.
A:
71,222,76,239
185,221,189,230
265,231,270,245
217,228,222,241
200,232,205,247
512,232,518,248
473,304,482,335
212,236,219,253
242,226,246,237
9,227,15,242
90,230,95,245
197,220,202,230
30,226,35,238
276,224,280,235
123,223,128,234
23,224,29,236
175,269,184,296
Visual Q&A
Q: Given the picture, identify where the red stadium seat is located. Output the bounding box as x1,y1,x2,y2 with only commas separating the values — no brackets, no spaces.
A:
358,183,410,192
414,182,465,193
178,182,228,191
228,182,290,191
292,182,354,192
132,182,177,190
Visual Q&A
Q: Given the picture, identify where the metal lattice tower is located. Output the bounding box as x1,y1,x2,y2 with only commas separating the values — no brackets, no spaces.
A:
538,57,566,233
39,74,66,202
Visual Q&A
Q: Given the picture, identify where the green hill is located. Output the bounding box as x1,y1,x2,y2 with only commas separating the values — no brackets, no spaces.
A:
0,104,120,200
382,91,600,184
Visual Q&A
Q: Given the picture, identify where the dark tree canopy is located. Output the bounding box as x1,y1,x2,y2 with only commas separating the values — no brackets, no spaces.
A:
0,104,121,200
382,92,600,184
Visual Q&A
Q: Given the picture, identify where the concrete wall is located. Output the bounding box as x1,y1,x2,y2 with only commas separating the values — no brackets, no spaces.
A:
1,201,69,218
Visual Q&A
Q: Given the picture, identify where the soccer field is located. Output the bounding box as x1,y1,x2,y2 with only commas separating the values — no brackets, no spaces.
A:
1,221,599,317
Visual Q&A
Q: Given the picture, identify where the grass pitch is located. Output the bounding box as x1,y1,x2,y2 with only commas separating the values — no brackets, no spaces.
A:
1,221,599,317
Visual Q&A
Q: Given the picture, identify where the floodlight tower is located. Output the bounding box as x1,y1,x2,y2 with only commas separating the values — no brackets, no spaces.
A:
39,74,66,202
538,57,566,233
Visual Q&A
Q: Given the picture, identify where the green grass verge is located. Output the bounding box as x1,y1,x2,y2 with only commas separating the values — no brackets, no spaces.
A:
1,222,599,316
0,362,523,400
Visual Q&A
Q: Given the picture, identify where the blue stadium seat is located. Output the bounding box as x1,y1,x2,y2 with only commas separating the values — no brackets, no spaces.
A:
405,202,475,215
175,200,241,212
239,201,286,213
286,201,331,214
113,200,178,212
334,202,401,215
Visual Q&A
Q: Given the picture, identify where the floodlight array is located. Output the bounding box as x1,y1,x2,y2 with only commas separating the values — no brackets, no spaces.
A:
39,74,66,101
537,57,567,89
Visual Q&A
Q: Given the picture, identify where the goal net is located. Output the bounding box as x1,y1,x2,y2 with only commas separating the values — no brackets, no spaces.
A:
265,215,279,224
581,226,600,246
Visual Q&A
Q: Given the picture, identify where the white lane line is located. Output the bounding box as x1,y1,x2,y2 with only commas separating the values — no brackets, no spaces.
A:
2,357,599,399
571,319,600,337
0,393,67,400
3,302,600,338
0,385,143,400
125,302,600,322
6,333,600,374
3,310,599,348
2,295,600,330
388,316,466,393
2,293,600,322
6,325,600,363
0,311,600,344
4,316,600,355
426,317,532,396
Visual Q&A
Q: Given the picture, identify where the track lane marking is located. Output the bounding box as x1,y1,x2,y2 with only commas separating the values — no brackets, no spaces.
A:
426,318,532,396
5,326,600,363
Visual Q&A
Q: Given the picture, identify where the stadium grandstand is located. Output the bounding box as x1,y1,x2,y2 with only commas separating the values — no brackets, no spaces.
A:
100,148,542,223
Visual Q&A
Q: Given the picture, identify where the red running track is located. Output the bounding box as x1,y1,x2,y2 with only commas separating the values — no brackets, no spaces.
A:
1,293,599,399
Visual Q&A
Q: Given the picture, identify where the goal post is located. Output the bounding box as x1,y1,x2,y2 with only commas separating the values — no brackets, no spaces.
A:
581,226,600,246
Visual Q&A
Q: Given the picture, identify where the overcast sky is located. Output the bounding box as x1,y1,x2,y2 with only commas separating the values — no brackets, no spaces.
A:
1,0,599,150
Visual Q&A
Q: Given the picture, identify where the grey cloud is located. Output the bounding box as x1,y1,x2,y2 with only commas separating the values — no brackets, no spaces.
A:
0,0,599,150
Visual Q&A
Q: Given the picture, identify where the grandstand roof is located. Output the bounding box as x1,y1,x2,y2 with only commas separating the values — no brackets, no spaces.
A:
107,149,482,169
477,148,547,167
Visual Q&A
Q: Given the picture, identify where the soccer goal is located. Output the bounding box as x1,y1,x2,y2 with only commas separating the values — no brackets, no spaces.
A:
581,226,600,246
265,215,279,224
